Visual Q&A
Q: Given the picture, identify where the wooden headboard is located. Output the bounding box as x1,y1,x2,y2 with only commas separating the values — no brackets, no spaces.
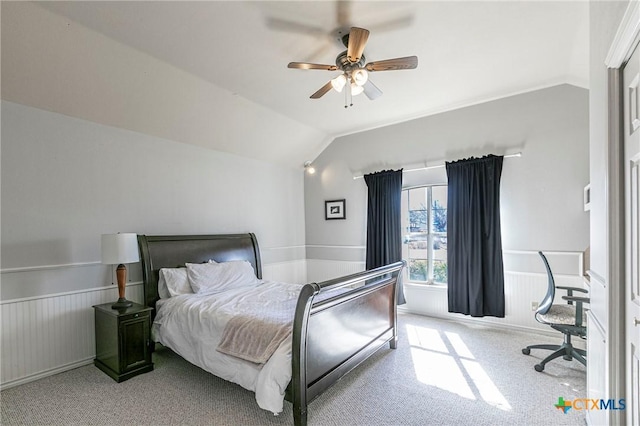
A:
137,233,262,312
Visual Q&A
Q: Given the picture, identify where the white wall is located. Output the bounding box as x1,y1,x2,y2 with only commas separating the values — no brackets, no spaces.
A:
1,101,307,301
305,84,590,259
1,1,314,300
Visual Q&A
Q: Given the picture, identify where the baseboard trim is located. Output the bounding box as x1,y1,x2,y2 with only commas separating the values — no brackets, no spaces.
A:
0,357,94,391
397,307,560,338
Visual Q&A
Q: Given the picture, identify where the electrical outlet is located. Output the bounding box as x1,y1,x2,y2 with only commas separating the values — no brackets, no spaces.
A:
531,301,539,311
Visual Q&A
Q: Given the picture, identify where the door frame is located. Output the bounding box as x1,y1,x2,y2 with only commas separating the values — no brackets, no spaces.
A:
605,1,639,425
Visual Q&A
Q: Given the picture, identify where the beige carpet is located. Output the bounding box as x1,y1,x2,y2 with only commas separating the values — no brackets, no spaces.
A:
1,313,586,425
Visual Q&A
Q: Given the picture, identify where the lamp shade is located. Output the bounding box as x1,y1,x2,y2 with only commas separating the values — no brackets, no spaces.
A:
101,233,140,265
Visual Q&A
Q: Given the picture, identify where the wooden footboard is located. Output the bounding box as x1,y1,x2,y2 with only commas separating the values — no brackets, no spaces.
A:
287,261,405,426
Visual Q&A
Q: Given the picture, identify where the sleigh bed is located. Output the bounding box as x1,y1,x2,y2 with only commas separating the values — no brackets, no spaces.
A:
138,233,403,426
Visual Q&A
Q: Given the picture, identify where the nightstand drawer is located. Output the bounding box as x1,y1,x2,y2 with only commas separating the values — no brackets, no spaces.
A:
119,311,146,322
93,302,153,382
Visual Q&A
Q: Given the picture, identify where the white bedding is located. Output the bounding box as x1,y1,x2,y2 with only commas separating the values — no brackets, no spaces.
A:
152,280,302,414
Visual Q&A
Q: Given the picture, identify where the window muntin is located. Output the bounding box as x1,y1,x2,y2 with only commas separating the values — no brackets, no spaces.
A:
402,185,448,284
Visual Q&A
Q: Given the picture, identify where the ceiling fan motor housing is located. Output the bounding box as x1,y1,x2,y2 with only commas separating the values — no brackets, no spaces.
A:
336,50,365,72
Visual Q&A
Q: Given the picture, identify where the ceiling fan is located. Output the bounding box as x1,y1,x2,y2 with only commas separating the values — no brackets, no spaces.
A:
288,27,418,107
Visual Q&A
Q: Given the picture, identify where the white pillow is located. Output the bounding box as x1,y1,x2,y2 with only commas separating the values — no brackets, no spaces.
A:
186,260,260,294
159,268,193,297
157,271,171,299
157,260,216,298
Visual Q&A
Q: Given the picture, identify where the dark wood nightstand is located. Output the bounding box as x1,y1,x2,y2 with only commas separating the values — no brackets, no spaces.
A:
93,302,153,382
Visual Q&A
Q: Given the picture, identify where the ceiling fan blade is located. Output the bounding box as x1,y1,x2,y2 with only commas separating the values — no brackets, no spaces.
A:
336,0,350,28
288,62,338,71
303,41,334,63
310,81,333,99
266,17,327,37
363,80,383,100
368,15,414,34
347,27,369,63
365,56,418,72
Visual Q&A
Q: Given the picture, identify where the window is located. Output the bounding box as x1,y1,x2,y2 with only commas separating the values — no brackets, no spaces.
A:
401,185,448,284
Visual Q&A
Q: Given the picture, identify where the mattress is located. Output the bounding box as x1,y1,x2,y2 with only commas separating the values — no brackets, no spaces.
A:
152,280,303,414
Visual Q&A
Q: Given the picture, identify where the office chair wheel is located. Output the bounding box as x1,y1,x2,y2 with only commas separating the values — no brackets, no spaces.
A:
534,364,544,372
522,348,531,355
563,355,573,361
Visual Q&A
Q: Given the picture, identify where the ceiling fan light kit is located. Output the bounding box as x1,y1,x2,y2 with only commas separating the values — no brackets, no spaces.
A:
287,26,418,108
350,82,364,96
331,74,347,92
352,69,368,86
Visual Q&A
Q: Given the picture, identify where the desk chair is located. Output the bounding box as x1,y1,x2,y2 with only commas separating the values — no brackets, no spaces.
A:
522,251,589,372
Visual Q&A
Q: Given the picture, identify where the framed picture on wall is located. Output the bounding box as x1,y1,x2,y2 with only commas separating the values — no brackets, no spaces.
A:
325,199,346,220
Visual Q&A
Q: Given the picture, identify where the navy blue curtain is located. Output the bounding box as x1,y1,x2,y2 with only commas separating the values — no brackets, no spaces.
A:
364,169,405,305
445,155,504,317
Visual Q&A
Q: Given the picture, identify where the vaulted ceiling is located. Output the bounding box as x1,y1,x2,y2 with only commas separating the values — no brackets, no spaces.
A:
1,1,588,168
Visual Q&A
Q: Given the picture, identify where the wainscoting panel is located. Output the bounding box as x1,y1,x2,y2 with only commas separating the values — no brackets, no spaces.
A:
306,259,365,283
262,260,307,284
1,254,586,390
1,260,305,390
0,283,143,389
308,249,587,333
403,272,586,332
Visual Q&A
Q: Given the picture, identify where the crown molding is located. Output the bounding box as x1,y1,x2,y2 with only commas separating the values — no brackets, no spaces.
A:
606,0,640,68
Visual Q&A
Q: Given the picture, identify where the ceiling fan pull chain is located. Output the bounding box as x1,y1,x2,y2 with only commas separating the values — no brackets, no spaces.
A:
347,75,353,108
344,82,349,108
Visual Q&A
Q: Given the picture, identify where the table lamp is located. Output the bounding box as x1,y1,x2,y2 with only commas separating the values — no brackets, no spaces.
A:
101,233,139,309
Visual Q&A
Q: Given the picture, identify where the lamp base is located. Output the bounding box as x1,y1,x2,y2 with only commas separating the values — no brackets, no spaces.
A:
111,298,133,309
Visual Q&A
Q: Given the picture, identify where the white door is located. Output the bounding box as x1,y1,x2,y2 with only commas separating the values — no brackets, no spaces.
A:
623,41,640,426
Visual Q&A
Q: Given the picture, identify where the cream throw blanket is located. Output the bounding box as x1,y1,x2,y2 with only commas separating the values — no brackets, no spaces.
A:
217,284,300,364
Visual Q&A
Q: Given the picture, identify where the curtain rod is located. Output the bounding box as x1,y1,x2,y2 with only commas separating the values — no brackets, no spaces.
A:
352,152,522,180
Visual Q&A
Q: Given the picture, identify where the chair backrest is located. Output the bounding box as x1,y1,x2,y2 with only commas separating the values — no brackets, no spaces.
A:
537,251,556,315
